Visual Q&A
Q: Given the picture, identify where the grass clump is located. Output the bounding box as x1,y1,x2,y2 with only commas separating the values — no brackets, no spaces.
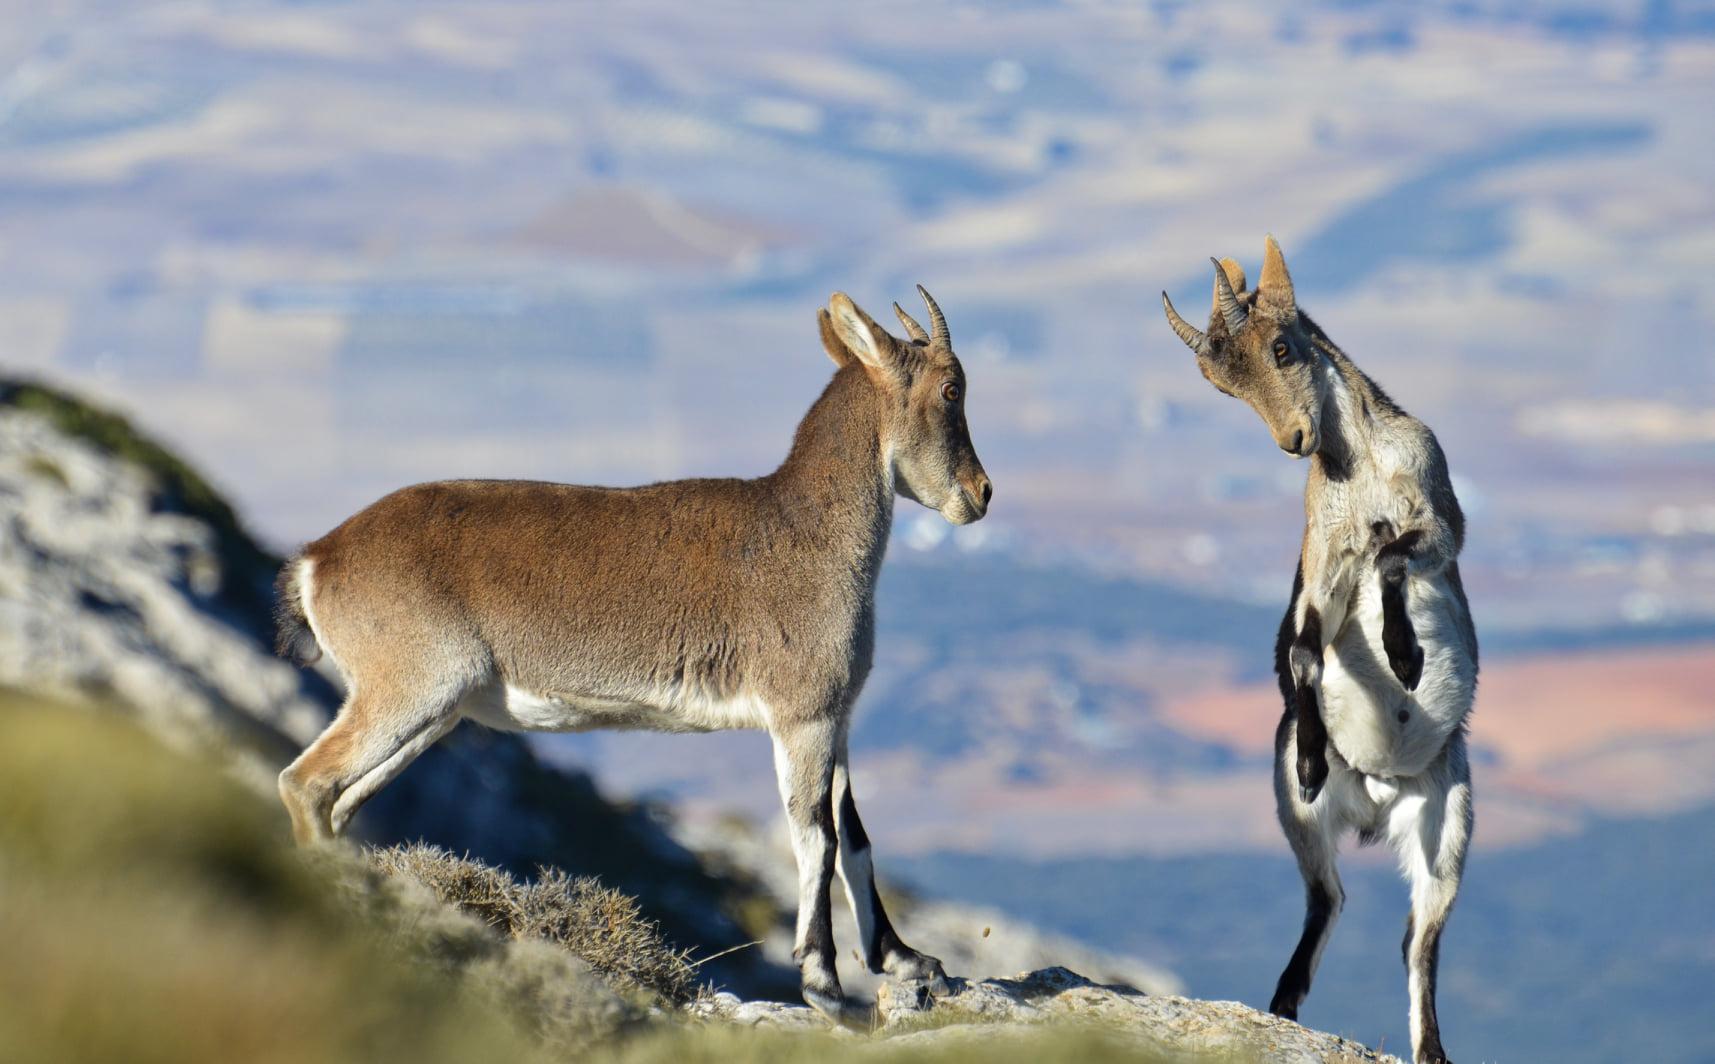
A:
369,843,698,1005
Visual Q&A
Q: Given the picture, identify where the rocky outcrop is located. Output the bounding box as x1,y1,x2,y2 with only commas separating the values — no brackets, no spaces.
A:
673,809,1181,1000
692,966,1399,1062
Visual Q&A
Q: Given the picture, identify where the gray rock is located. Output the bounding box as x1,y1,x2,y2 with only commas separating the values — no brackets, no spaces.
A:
875,966,1401,1063
672,810,1182,1000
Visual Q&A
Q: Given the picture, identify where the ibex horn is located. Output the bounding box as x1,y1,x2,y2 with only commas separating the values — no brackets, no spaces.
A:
1211,258,1247,335
917,284,950,346
893,302,929,343
1161,291,1208,354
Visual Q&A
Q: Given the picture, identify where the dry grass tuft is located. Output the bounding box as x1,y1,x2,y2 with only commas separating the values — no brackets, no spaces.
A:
369,843,698,1004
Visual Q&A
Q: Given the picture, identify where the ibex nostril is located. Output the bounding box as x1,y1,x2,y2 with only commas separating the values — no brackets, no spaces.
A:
978,478,993,508
1289,430,1304,455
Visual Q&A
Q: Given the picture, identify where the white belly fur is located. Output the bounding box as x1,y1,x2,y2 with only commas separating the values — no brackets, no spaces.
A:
457,681,771,735
1319,569,1474,779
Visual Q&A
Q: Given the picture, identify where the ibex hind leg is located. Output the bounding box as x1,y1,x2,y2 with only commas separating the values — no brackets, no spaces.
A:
1388,738,1472,1064
1269,716,1351,1020
833,752,946,993
278,678,464,844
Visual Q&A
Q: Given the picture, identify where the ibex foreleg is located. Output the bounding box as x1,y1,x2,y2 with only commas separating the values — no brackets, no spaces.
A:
770,718,852,1023
1287,543,1357,804
1374,525,1426,691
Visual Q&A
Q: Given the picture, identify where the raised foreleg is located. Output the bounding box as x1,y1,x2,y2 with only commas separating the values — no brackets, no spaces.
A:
1284,543,1359,803
1373,522,1438,690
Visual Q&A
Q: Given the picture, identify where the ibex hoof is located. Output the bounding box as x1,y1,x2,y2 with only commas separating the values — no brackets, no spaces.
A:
1295,753,1328,805
1389,643,1424,691
802,986,868,1030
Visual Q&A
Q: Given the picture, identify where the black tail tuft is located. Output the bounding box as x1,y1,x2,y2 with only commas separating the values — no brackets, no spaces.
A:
273,557,323,666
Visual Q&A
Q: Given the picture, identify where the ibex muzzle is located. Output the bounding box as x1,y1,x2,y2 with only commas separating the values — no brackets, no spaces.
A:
1162,238,1324,458
276,287,989,1024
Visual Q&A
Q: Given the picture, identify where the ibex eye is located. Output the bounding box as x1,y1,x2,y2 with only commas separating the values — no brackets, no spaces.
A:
941,381,961,402
1273,341,1290,365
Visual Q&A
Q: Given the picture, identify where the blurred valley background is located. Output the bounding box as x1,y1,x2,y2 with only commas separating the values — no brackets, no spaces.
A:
2,1,1713,1060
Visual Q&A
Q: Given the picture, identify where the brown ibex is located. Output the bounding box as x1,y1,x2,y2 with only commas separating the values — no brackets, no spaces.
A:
275,288,991,1022
1163,237,1477,1064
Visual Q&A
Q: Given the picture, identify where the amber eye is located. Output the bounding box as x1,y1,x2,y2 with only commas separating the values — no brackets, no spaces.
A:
1273,340,1290,366
941,381,961,403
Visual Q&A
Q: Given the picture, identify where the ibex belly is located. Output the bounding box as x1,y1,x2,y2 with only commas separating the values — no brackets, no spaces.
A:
1319,570,1474,779
458,681,771,734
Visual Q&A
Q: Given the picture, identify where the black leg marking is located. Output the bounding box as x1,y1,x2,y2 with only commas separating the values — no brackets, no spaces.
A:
1269,880,1336,1020
1412,917,1450,1064
1377,530,1425,691
796,784,838,969
837,786,899,968
1291,606,1329,804
834,781,945,990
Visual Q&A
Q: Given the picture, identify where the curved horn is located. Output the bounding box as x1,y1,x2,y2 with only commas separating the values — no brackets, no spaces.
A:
893,301,929,343
1161,291,1208,354
917,284,950,345
1211,258,1247,335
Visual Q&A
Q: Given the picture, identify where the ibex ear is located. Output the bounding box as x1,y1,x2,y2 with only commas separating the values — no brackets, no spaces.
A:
1257,234,1295,309
1217,257,1247,295
817,308,856,368
827,293,897,374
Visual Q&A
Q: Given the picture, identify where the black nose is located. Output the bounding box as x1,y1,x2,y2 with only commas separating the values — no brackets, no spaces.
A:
1286,430,1304,455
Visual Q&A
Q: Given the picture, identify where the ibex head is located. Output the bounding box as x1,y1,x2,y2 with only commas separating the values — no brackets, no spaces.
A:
1163,235,1325,458
819,287,992,524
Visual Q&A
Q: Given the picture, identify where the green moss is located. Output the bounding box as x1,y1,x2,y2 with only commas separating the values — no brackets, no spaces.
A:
22,453,68,487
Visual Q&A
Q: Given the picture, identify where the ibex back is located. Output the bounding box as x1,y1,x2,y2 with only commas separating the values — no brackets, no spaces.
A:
275,288,991,1022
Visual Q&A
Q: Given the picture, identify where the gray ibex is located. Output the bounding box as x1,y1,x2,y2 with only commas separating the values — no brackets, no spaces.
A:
1163,237,1477,1064
275,289,991,1021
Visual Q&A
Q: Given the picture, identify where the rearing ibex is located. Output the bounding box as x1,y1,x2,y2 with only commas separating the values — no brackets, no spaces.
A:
275,288,991,1022
1163,237,1477,1064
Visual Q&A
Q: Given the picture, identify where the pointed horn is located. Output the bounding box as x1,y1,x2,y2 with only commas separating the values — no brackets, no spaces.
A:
917,284,950,345
893,301,929,343
1161,291,1208,354
1211,258,1247,335
1258,233,1295,307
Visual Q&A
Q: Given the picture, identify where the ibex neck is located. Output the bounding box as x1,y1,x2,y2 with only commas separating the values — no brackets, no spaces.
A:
1312,341,1396,483
772,365,895,549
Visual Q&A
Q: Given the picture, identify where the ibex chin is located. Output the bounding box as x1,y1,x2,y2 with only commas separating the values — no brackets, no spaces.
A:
1163,237,1477,1064
275,289,991,1021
